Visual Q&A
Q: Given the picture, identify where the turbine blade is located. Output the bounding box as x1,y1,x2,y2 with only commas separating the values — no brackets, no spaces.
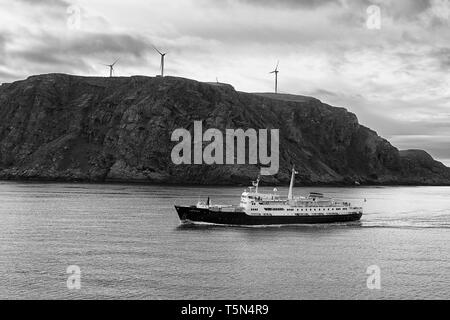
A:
112,58,120,66
153,46,163,55
275,60,279,70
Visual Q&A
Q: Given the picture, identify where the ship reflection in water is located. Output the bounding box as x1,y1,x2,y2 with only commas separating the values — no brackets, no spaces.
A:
0,182,449,299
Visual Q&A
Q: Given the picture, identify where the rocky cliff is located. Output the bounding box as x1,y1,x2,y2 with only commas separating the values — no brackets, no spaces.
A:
0,73,449,185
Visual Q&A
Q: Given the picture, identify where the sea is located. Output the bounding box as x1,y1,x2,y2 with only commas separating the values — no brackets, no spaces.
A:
0,181,449,299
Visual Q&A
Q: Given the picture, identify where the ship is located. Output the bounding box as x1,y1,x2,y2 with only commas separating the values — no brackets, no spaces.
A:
175,167,363,226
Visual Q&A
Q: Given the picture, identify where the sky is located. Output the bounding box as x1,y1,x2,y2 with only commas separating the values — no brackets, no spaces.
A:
0,0,449,164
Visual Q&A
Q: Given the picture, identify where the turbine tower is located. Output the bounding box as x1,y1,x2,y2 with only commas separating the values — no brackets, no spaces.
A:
270,61,279,94
153,46,167,77
103,58,120,77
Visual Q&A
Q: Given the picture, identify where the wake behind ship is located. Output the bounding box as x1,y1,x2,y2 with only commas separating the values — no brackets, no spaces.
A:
175,167,363,226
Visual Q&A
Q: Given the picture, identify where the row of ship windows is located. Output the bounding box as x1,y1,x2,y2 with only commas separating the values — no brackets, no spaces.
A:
249,203,346,212
251,202,320,206
248,211,346,217
252,208,347,211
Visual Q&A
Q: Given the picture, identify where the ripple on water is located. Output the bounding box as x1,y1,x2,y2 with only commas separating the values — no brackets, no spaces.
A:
0,183,449,299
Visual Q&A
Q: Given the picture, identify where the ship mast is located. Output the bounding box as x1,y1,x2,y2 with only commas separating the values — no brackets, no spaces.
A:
252,176,260,193
288,165,297,200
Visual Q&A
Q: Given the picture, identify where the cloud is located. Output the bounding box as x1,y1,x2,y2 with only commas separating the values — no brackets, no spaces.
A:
15,0,71,8
429,47,450,69
0,69,20,82
0,0,449,163
235,0,342,9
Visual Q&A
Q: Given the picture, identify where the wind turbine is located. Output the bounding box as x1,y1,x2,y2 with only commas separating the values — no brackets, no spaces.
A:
270,61,279,94
153,46,167,77
103,58,120,77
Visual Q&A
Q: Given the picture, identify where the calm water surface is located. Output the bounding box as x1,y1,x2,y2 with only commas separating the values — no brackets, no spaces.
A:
0,182,449,299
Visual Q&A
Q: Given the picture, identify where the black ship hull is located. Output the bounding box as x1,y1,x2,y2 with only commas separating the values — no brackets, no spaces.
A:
175,206,363,226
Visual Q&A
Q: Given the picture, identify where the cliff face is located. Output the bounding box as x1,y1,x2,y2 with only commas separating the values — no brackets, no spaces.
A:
0,73,449,185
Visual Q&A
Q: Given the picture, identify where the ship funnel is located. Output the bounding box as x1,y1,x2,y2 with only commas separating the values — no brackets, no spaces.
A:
288,166,298,200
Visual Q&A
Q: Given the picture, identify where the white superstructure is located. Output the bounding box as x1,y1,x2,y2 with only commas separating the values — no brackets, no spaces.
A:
239,167,363,217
